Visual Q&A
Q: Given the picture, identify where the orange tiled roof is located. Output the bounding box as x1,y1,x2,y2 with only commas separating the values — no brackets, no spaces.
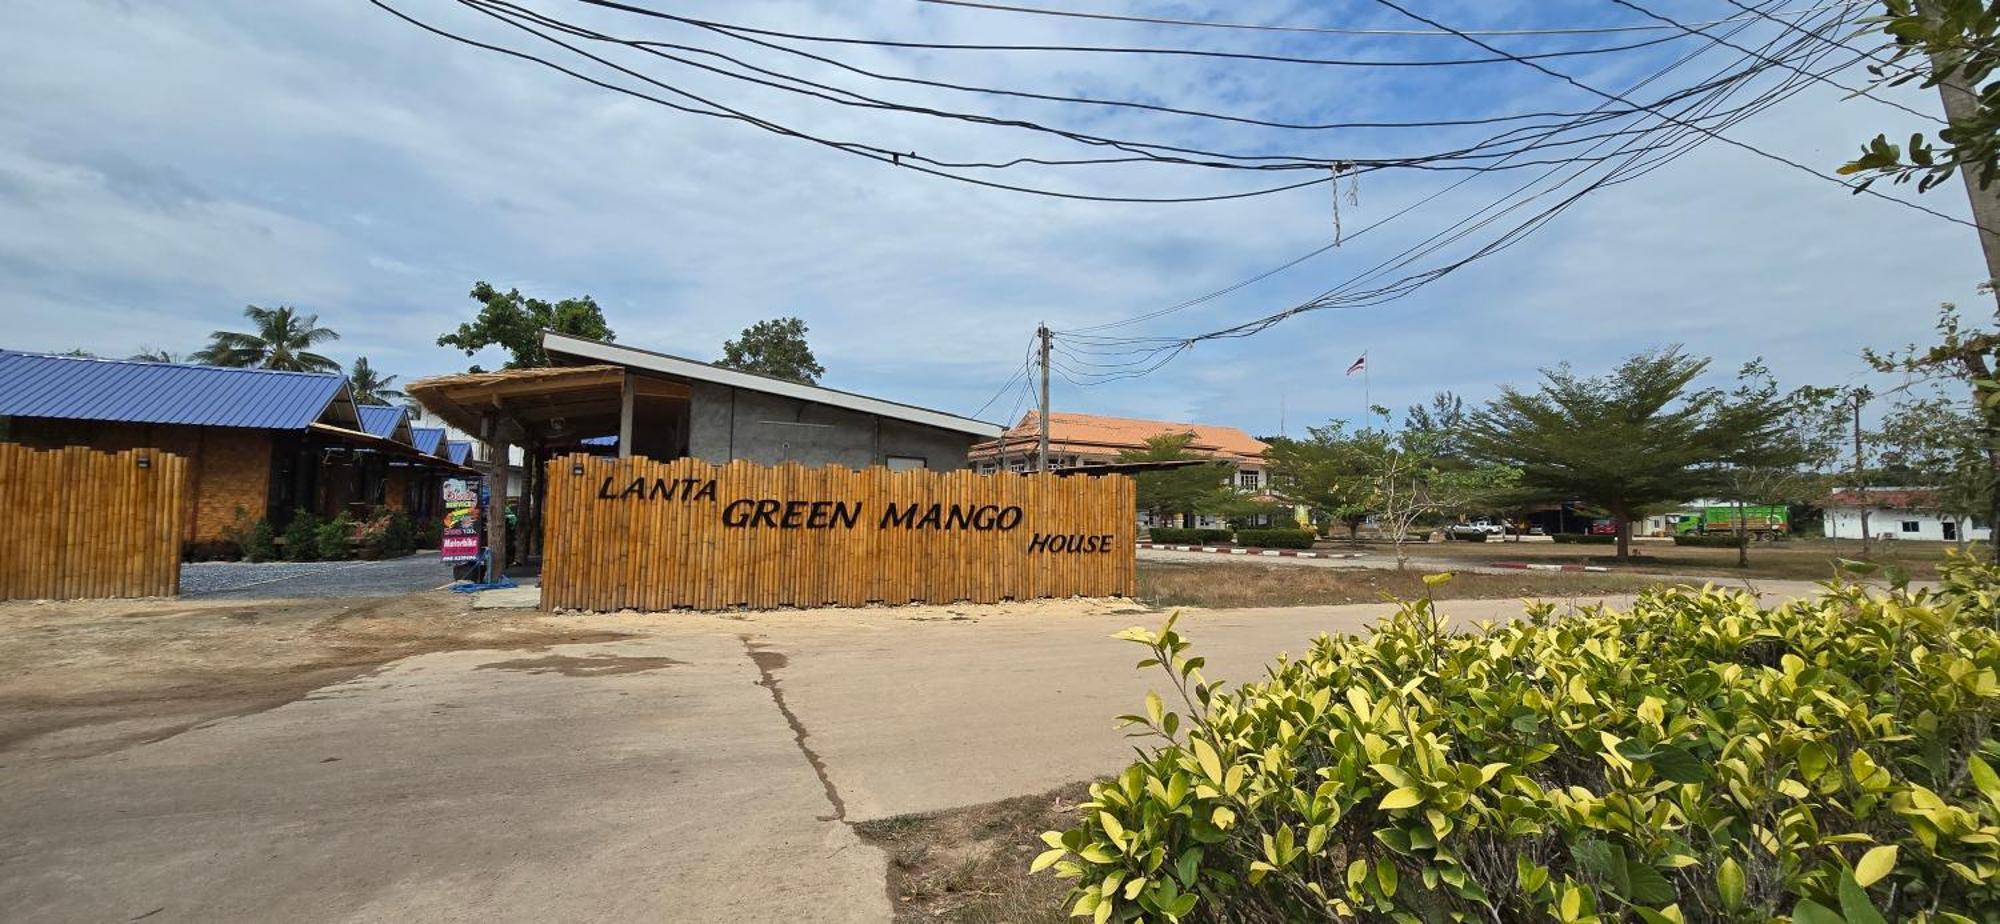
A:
969,411,1267,463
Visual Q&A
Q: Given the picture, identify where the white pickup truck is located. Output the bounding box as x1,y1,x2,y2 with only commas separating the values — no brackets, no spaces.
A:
1446,519,1507,539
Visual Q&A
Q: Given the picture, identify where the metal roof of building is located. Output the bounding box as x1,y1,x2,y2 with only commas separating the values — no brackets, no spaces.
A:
543,333,1002,439
0,350,351,430
445,440,473,465
411,426,445,456
356,404,411,441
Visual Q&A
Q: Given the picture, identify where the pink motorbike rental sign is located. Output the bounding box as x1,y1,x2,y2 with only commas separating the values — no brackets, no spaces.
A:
441,478,481,563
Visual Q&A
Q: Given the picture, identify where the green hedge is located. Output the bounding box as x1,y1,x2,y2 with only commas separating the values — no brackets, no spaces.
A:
1037,555,2000,922
1232,529,1315,550
1553,533,1616,545
1150,528,1234,545
1673,534,1746,548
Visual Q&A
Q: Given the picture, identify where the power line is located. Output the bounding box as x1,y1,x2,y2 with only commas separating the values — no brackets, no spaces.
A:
378,0,1343,203
569,0,1706,68
915,0,1857,37
1055,0,1811,338
1055,3,1867,371
414,0,1862,207
1364,0,1994,234
1603,0,1941,123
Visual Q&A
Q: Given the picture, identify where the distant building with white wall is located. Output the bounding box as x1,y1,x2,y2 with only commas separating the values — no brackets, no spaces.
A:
1821,488,1990,543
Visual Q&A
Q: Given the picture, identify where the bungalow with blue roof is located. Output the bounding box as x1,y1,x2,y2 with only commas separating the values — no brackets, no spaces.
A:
0,350,469,555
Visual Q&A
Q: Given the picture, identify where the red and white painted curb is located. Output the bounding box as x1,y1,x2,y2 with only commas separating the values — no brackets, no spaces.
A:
1490,561,1612,573
1136,543,1365,560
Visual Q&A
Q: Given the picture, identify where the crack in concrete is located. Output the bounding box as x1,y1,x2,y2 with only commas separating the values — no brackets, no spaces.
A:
740,635,846,823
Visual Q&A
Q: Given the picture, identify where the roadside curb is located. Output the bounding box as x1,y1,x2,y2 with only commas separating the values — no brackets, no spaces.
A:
1490,561,1612,573
1137,543,1366,560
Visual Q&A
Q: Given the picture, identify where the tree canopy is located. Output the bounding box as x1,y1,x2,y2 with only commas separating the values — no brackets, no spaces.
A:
1117,432,1233,524
192,305,340,373
1866,302,2000,559
1843,0,2000,193
346,356,404,406
1462,348,1801,559
716,317,825,384
437,282,614,371
1263,422,1387,537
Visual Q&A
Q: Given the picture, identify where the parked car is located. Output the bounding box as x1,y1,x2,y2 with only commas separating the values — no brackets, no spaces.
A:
1447,519,1508,540
1589,519,1620,536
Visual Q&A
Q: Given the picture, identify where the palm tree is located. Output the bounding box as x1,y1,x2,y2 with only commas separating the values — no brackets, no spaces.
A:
347,356,405,406
192,305,340,372
128,348,181,363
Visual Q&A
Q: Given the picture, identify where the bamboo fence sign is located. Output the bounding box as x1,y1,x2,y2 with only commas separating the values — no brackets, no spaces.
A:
0,445,187,600
540,455,1136,611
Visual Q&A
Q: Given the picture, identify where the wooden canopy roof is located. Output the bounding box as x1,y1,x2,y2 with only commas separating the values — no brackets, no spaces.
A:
405,364,689,447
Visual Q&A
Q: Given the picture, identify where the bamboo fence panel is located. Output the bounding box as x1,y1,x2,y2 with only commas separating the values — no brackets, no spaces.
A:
0,445,187,600
540,454,1136,611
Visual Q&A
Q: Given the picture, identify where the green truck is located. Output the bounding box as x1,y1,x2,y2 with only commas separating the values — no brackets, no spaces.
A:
1670,504,1790,538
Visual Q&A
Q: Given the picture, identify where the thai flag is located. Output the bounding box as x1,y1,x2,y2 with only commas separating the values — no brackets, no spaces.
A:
1345,354,1366,376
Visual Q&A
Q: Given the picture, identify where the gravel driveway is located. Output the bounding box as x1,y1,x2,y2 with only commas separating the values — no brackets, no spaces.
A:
180,553,454,598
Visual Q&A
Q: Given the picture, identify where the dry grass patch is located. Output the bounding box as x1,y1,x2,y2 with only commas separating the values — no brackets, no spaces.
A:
856,782,1087,923
1135,561,1653,609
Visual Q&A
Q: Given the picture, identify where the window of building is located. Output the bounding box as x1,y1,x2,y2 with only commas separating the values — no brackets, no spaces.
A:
1901,521,1920,533
1238,470,1259,489
885,455,927,472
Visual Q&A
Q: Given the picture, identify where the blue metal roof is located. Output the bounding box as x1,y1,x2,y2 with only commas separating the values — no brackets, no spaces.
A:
411,426,445,456
0,350,346,430
445,440,473,465
356,404,409,440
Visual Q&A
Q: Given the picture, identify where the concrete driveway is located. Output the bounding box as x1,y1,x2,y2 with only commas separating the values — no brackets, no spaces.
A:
0,588,1822,923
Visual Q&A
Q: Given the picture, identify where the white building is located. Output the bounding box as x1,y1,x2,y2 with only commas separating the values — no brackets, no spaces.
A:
1820,488,1990,543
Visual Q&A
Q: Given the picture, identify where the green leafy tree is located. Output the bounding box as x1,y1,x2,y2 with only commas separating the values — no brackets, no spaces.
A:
192,305,340,372
437,281,615,371
1117,433,1233,527
1704,364,1847,566
346,356,404,406
716,317,825,384
1263,422,1386,539
1463,348,1797,560
1843,0,2000,193
1369,429,1521,568
1866,302,2000,561
128,348,181,363
1874,387,1994,550
1403,391,1468,460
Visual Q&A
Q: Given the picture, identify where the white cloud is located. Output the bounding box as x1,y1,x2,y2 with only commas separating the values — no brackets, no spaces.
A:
0,0,1987,434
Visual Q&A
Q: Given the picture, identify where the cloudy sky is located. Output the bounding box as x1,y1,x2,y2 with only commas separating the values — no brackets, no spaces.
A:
0,0,1986,434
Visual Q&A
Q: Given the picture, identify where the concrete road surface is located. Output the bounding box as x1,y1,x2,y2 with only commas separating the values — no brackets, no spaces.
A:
0,587,1831,923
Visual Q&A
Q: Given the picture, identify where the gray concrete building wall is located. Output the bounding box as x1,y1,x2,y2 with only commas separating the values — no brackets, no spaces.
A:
684,382,978,470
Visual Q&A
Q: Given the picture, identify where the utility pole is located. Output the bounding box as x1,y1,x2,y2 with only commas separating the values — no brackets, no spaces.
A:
1853,388,1871,557
1036,323,1052,473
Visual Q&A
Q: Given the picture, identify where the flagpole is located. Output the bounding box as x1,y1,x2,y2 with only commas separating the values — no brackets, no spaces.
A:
1362,351,1371,421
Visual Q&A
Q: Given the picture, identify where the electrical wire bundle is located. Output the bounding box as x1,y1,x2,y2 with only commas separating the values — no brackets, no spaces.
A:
366,0,1972,399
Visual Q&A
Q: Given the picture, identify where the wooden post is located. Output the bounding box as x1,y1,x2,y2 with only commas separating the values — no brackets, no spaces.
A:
619,372,635,461
485,411,511,583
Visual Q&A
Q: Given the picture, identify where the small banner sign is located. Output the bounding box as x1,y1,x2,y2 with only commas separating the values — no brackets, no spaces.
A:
540,455,1136,611
440,477,481,563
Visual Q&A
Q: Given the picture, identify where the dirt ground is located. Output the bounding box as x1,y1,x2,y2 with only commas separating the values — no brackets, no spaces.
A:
1337,536,1968,580
1136,560,1653,609
858,782,1084,924
0,591,626,764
